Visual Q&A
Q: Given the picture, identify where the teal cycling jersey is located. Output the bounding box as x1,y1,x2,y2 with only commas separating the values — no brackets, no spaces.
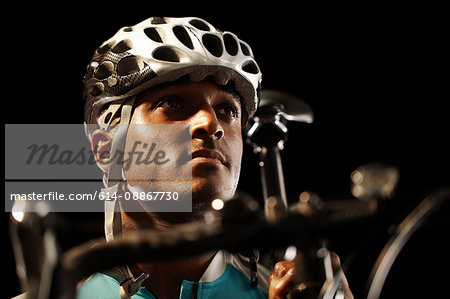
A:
77,250,270,298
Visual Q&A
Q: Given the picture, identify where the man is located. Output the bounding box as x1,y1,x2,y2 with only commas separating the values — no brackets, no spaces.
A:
79,16,352,298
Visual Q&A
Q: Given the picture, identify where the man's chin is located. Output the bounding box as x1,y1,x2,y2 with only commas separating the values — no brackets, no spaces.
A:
123,177,235,224
191,177,234,201
143,201,211,226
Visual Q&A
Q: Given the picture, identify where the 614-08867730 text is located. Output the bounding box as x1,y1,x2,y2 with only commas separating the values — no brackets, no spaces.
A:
99,191,179,201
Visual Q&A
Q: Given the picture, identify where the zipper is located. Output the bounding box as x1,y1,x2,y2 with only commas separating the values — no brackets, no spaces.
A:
192,281,199,299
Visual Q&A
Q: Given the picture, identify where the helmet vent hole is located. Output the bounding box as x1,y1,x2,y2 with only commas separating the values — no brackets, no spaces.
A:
112,39,133,53
173,26,194,50
144,27,163,43
90,82,104,96
117,56,145,76
151,17,166,24
242,60,259,74
97,42,112,54
94,61,114,80
152,46,180,62
189,19,210,31
202,34,223,57
104,112,113,124
224,33,238,56
240,42,251,56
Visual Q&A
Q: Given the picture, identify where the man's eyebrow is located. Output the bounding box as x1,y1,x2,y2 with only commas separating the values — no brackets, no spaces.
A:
218,83,241,102
136,76,242,105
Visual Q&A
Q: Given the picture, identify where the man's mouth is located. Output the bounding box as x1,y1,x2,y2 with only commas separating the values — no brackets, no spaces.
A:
191,149,226,165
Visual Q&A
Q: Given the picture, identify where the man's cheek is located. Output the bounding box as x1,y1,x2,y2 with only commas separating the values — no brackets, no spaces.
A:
230,144,243,194
123,124,192,189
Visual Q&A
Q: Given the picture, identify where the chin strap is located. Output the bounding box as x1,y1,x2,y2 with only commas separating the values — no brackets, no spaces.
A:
102,96,135,242
99,96,150,297
237,249,259,288
100,266,149,299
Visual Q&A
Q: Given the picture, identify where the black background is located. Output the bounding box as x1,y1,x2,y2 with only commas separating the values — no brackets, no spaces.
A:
4,3,449,298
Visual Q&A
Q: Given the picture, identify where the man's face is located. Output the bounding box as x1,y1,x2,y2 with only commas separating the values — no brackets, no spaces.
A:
124,80,243,212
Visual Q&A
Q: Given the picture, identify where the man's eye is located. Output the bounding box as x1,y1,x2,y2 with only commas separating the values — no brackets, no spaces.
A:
217,104,239,118
157,97,183,109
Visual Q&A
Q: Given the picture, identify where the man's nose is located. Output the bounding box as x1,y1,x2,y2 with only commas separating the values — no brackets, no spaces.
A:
190,107,224,140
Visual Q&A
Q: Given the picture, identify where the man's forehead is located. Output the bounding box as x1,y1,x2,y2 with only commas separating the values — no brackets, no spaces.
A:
136,77,241,103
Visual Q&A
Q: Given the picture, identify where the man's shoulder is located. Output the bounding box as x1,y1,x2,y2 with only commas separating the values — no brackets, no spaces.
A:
77,272,121,299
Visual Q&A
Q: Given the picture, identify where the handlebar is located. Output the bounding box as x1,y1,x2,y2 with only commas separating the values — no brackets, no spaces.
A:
56,194,378,299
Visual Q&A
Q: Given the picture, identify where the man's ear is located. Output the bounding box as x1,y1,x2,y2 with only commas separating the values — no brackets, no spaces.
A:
91,129,113,174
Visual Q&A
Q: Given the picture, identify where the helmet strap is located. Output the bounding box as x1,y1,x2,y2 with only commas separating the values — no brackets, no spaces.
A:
102,96,135,242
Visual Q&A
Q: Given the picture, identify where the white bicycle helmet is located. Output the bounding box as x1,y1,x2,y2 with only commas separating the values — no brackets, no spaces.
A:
83,16,262,138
